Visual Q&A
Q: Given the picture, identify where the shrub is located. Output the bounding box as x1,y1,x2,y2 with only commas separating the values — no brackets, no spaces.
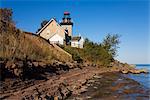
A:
72,53,83,63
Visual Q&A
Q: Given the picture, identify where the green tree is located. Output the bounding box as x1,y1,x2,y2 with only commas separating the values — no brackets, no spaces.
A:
101,34,120,58
62,36,118,66
36,20,48,33
0,8,15,34
0,8,13,23
41,20,48,28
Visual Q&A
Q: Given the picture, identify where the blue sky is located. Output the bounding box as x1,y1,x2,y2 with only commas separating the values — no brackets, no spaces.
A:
0,0,149,64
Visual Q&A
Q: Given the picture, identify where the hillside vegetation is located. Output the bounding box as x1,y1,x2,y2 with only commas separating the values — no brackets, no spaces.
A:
0,8,72,62
0,8,120,66
0,8,120,80
61,34,120,66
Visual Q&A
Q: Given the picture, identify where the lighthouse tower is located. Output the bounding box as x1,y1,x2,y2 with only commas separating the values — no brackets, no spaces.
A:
60,12,73,37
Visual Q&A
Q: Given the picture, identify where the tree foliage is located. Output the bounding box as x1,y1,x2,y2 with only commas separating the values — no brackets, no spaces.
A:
36,20,48,33
62,38,114,66
83,38,113,66
0,8,15,34
62,34,120,66
0,8,13,23
101,34,120,57
41,20,48,28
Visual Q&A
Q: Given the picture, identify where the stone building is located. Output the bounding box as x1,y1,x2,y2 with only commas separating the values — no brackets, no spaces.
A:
37,12,84,48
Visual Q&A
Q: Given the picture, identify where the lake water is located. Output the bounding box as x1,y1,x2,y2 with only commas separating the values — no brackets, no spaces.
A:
125,64,150,89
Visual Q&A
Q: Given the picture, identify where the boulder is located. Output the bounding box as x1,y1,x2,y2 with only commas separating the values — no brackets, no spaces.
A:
121,70,129,74
88,79,95,83
80,86,88,93
38,62,47,67
130,69,148,74
14,67,24,77
27,61,33,67
54,96,58,100
5,61,14,69
121,68,149,74
139,68,149,73
93,75,102,79
13,61,24,77
32,62,39,67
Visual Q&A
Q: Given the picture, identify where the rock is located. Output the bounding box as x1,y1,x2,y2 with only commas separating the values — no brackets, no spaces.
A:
40,94,46,99
138,68,148,73
65,62,74,69
34,94,39,100
121,70,129,74
88,79,95,83
5,61,13,69
80,86,88,93
32,62,39,67
27,61,33,67
16,61,24,68
45,95,52,100
11,63,16,69
94,86,98,89
86,96,92,99
77,79,86,85
130,70,139,74
53,61,63,66
61,88,69,97
75,97,83,99
130,69,148,74
86,83,91,86
14,68,21,77
122,68,148,74
93,75,102,79
38,62,46,67
129,64,136,68
54,96,58,100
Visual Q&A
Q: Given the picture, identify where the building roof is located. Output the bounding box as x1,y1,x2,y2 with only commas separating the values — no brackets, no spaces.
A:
37,18,67,35
72,36,81,41
64,11,70,15
37,18,55,35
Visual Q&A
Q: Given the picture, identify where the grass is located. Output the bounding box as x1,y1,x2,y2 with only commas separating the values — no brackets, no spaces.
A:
0,26,72,63
0,8,72,62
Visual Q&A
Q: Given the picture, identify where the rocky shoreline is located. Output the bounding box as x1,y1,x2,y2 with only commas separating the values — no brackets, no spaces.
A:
68,72,150,100
0,60,149,100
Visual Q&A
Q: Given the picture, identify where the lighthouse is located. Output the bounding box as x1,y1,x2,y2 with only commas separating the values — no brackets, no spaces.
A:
60,11,73,37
